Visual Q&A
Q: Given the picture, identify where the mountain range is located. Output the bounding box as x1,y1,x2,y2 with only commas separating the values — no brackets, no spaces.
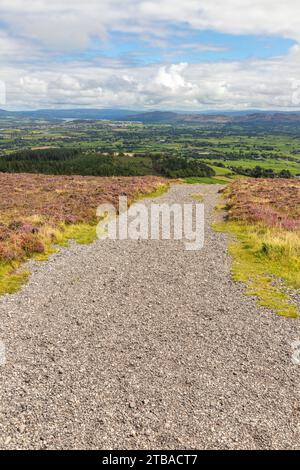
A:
2,108,300,124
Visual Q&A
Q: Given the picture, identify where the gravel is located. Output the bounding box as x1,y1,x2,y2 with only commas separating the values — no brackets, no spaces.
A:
0,183,299,450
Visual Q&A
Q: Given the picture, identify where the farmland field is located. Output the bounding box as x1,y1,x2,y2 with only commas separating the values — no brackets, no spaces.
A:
1,116,300,299
1,117,300,179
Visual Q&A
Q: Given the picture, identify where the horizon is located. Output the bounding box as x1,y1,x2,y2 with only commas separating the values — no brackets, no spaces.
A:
3,107,300,115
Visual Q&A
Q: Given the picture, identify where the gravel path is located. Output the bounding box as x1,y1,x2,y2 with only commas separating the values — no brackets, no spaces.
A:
0,183,299,450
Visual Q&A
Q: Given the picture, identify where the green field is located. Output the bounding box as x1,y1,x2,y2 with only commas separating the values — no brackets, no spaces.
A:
184,176,233,184
1,117,300,178
216,158,300,175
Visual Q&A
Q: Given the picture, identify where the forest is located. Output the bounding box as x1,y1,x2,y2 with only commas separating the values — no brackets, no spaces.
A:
0,148,215,178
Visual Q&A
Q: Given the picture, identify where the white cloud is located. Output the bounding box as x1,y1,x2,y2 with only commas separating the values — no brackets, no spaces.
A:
139,1,300,42
0,1,300,109
0,45,298,111
0,1,300,51
154,63,194,93
19,76,48,94
0,31,40,61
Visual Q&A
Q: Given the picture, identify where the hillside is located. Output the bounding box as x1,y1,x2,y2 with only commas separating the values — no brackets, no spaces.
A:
0,183,299,449
123,111,300,124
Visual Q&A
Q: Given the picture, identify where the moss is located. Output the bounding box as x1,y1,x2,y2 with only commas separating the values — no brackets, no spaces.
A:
213,220,299,318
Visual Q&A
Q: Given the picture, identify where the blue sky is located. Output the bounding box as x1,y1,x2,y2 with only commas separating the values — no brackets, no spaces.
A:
0,1,300,110
40,25,296,67
94,30,295,65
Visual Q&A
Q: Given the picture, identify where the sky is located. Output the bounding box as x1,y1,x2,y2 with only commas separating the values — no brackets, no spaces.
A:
1,0,300,111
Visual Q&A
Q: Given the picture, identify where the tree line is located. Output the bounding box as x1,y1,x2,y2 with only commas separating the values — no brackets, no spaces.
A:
0,148,215,179
230,165,292,178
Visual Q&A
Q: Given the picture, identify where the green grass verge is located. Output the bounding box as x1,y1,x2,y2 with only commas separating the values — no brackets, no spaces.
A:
184,176,232,184
135,183,170,199
0,263,30,296
0,183,170,296
213,221,299,318
0,222,98,295
59,223,98,246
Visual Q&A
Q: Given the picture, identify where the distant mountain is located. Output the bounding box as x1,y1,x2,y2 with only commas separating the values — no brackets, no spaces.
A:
0,108,139,120
0,109,10,116
2,108,300,124
122,110,300,124
121,111,179,122
24,108,141,120
237,112,300,122
120,111,216,123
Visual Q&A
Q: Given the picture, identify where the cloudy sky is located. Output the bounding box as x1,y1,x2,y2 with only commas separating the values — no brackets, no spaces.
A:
1,0,300,110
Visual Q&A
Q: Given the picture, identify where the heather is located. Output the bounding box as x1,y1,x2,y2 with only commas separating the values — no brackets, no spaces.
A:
216,178,300,317
0,173,166,293
225,178,300,231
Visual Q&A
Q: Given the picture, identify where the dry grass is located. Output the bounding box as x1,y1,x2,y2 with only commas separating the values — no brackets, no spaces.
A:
225,178,300,230
217,178,300,317
0,173,167,293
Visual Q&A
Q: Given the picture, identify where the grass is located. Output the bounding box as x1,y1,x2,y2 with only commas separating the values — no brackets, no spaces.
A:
214,221,299,317
0,176,168,295
0,222,99,294
221,158,300,176
0,263,30,296
215,178,300,317
135,183,170,200
191,193,204,201
208,165,234,176
61,223,98,245
184,176,232,184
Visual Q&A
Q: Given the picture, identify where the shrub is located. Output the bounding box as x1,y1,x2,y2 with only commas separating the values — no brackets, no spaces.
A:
0,243,18,262
8,221,39,234
0,224,11,241
17,233,45,255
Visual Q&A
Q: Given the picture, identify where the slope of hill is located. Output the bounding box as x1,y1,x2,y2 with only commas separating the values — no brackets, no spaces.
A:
0,183,299,449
